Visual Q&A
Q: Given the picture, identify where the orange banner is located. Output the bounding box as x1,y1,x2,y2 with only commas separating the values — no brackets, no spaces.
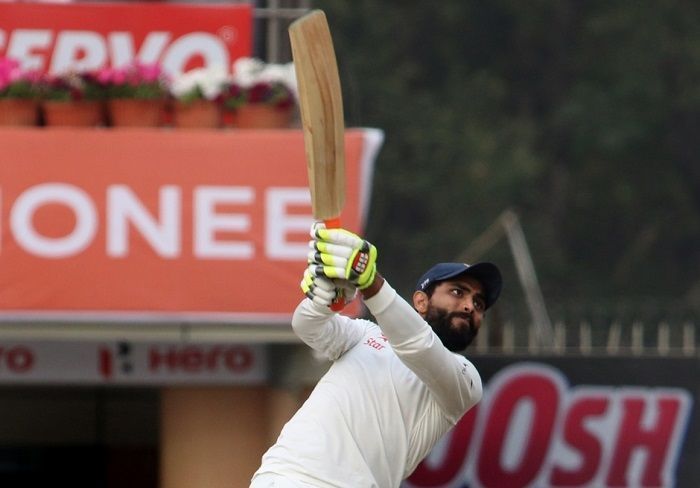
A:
0,128,382,323
0,2,252,77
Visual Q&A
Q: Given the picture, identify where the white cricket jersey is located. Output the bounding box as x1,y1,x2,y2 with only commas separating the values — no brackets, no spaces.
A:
250,282,482,488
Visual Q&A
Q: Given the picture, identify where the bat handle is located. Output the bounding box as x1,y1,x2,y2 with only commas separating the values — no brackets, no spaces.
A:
324,217,342,229
324,217,346,311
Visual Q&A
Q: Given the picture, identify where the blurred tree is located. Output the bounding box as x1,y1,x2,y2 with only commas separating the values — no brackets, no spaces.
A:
315,0,700,322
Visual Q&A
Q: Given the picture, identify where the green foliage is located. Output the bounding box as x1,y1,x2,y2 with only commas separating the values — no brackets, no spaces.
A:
0,79,40,99
39,72,105,102
175,86,208,104
106,82,166,100
314,0,700,321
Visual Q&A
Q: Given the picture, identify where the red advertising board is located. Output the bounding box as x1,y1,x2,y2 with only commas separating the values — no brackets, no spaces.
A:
404,358,697,488
0,128,383,322
0,2,252,76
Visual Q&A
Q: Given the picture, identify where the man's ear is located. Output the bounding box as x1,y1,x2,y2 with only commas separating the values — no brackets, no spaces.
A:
413,291,429,316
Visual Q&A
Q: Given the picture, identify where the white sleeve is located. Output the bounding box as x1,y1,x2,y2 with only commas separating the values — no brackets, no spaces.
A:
363,281,482,420
291,298,369,361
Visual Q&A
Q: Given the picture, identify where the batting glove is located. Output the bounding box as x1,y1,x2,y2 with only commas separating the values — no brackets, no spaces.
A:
308,223,378,290
300,266,357,307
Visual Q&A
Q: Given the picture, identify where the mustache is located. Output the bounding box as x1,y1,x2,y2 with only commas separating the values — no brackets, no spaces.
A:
424,306,478,352
446,311,474,328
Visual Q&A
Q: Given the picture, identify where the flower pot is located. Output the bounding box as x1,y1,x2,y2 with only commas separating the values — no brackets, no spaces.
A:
108,98,166,127
221,110,237,128
42,100,104,127
0,98,39,126
172,100,221,129
230,104,293,129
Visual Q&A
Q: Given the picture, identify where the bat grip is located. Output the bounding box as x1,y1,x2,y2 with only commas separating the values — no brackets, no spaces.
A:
323,217,342,229
324,217,346,311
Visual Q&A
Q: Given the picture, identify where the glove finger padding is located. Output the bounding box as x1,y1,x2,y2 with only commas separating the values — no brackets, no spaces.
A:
309,240,355,259
310,221,327,236
308,263,348,281
307,249,350,268
301,268,339,307
312,227,365,249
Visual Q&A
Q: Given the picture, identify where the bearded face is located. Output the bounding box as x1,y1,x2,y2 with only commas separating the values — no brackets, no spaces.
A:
424,304,478,352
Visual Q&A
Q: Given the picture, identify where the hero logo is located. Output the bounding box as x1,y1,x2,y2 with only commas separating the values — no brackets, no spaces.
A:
0,29,234,77
99,343,254,379
148,345,254,374
405,363,692,488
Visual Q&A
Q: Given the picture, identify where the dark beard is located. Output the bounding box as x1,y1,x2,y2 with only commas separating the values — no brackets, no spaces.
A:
424,305,478,352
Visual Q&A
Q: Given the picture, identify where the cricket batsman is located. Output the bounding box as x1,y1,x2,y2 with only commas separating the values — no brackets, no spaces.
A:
250,222,502,487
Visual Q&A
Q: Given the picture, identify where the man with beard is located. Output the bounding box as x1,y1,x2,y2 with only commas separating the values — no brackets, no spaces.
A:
250,224,502,488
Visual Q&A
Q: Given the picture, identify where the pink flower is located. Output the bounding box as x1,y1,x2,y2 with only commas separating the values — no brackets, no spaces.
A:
112,68,128,85
0,56,42,96
96,67,116,84
136,62,162,83
0,57,20,76
0,57,28,84
97,61,168,100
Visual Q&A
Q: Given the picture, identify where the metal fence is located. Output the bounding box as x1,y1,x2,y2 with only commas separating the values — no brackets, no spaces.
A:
474,320,698,357
252,0,311,62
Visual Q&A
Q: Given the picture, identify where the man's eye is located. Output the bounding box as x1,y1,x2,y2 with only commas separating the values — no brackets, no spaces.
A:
474,300,485,312
451,288,463,296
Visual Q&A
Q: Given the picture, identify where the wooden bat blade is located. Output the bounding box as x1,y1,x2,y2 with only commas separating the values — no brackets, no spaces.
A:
289,10,346,222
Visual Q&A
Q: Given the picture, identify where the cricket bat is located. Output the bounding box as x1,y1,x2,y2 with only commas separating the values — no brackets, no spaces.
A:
289,10,347,310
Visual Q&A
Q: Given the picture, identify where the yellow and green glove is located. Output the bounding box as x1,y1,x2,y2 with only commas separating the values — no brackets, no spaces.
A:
308,223,378,290
300,266,357,307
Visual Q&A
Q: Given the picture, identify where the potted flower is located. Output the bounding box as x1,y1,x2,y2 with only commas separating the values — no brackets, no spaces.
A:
98,62,169,127
39,70,106,127
169,65,228,128
224,57,297,129
238,80,295,128
0,56,42,126
220,81,246,124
